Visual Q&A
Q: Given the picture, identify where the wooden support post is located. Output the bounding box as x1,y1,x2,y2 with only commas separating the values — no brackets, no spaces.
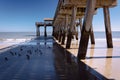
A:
75,26,78,40
56,31,59,40
66,6,77,49
61,15,68,45
61,31,66,45
66,28,73,48
90,25,95,44
36,26,40,37
77,0,96,60
44,25,47,37
58,23,62,42
103,7,113,48
52,26,55,37
79,18,82,31
61,25,65,45
58,28,62,42
56,25,59,40
79,18,95,44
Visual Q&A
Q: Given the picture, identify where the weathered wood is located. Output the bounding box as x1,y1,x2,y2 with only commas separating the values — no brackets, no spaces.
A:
79,18,83,31
79,18,95,44
75,31,78,40
36,22,52,26
61,15,68,45
36,26,40,36
56,32,59,40
44,25,47,37
77,0,96,60
52,26,55,37
75,25,78,40
103,7,113,48
90,26,95,44
58,28,62,42
61,31,66,45
61,0,117,8
66,28,73,48
66,6,77,49
55,25,59,40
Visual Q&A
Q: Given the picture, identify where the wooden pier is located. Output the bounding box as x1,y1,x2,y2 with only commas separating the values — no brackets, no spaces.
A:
36,0,117,60
36,18,53,37
53,0,117,60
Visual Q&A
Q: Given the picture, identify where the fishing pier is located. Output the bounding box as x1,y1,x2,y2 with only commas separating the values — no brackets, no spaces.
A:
36,0,117,59
1,0,119,80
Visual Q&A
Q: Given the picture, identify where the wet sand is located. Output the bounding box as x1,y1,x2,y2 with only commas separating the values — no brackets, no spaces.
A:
0,37,120,80
0,37,87,80
0,44,13,50
56,38,120,80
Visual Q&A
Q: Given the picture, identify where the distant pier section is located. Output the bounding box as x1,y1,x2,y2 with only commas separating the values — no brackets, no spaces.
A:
35,18,53,37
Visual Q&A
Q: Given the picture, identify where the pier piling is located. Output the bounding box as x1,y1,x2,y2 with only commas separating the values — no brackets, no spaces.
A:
36,26,40,37
103,7,113,48
66,6,77,49
77,0,96,59
44,24,47,37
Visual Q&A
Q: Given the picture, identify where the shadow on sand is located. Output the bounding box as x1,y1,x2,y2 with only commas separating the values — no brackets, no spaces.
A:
53,42,115,80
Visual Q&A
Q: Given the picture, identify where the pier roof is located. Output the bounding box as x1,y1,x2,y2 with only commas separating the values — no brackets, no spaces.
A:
36,18,53,27
44,18,53,21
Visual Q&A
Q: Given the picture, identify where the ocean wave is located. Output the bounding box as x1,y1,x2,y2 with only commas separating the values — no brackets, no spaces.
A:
0,38,31,43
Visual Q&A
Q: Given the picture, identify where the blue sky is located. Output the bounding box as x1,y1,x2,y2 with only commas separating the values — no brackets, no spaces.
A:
0,0,120,32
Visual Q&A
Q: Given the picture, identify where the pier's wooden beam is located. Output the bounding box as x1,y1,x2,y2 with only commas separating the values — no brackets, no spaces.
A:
79,18,95,44
36,26,40,37
77,0,96,59
52,26,55,37
44,25,47,37
59,29,62,42
56,25,59,40
66,6,77,49
58,23,62,42
79,18,83,31
61,30,66,45
103,7,113,48
90,25,95,44
61,21,66,45
61,15,68,45
75,31,78,40
55,25,59,40
62,0,117,8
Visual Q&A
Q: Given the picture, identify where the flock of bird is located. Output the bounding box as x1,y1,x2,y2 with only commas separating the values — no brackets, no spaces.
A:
0,41,52,65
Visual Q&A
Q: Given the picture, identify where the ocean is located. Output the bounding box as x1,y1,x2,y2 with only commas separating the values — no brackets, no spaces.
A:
0,31,120,44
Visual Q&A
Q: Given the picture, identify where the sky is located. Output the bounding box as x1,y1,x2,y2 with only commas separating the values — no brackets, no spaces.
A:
0,0,120,32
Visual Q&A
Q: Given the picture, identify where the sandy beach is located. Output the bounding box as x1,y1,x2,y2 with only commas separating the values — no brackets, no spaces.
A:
56,39,120,80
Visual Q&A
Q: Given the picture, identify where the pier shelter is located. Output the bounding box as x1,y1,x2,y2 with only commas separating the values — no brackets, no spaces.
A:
35,18,53,37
